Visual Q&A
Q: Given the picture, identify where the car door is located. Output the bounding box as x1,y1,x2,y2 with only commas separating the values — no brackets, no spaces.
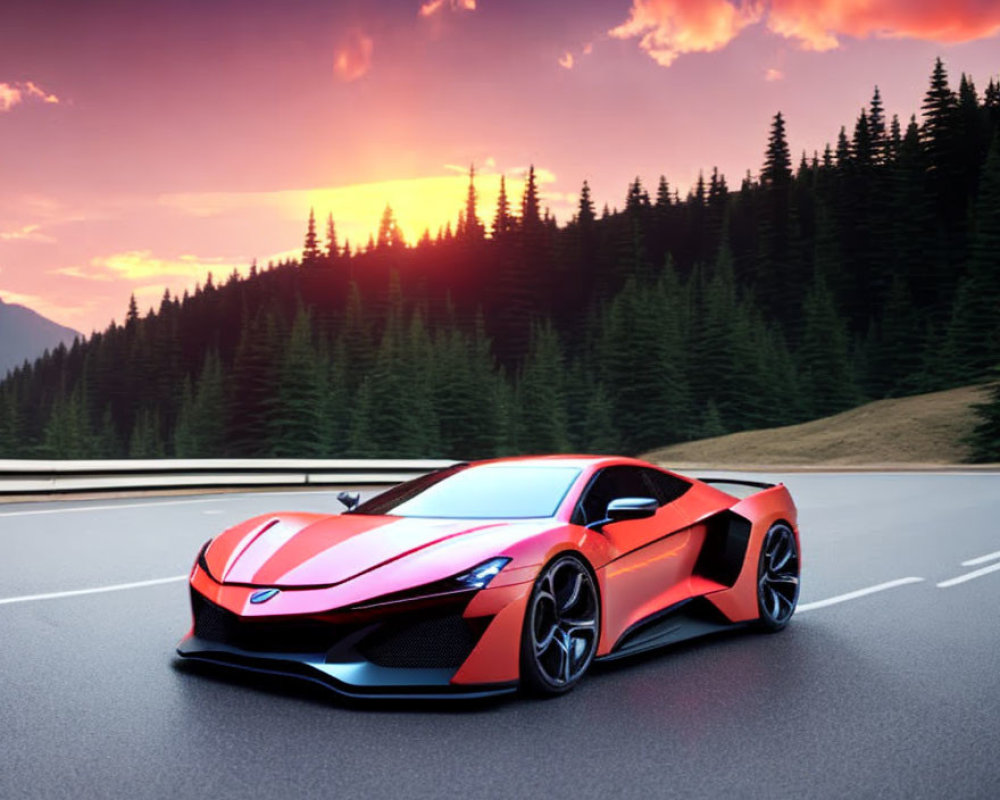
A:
579,466,703,648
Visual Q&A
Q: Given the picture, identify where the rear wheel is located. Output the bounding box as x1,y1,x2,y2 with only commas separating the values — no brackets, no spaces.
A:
755,523,800,632
520,554,599,696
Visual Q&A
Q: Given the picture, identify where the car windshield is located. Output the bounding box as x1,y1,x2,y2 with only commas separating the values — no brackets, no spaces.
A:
351,464,581,519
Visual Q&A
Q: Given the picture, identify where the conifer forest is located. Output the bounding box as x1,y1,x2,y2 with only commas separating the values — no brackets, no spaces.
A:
2,59,1000,461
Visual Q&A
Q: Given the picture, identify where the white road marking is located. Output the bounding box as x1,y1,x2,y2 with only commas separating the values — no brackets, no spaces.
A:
937,562,1000,588
796,577,925,612
0,575,188,606
961,550,1000,567
0,497,223,518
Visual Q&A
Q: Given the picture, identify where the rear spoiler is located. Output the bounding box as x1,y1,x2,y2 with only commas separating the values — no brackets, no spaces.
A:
697,477,776,490
697,477,778,499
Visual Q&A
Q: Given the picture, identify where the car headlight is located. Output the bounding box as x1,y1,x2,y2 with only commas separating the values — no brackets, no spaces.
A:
349,557,511,611
455,557,511,589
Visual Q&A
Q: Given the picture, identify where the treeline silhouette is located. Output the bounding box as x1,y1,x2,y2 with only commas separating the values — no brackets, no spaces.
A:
2,58,999,461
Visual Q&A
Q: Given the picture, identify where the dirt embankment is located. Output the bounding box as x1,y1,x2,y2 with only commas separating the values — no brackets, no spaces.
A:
643,384,993,470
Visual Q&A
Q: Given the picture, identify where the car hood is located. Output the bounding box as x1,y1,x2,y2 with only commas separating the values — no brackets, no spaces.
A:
203,512,525,588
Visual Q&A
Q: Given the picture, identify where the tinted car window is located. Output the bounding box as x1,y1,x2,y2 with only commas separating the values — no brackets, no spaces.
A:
576,466,654,525
352,464,581,519
642,468,691,505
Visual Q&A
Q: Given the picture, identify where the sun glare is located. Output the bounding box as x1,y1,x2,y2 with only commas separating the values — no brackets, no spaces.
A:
301,170,538,246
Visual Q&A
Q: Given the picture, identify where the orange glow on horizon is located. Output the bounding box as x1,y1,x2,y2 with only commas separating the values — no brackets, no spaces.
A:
161,167,567,251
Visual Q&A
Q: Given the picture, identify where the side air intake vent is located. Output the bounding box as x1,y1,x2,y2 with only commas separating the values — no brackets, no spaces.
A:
693,511,752,587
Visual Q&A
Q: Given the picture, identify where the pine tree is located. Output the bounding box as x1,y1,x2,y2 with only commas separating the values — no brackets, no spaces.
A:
835,126,851,168
577,180,595,226
128,408,164,458
947,137,1000,380
492,175,512,237
762,112,792,187
302,207,320,266
377,204,405,249
655,175,671,210
853,109,873,168
798,271,861,417
269,307,324,456
582,383,619,453
126,294,139,328
922,58,958,161
873,275,922,395
0,387,21,457
758,111,795,318
400,307,440,456
41,383,99,459
517,321,569,453
318,337,350,455
228,311,279,456
985,79,1000,130
599,272,691,452
325,213,339,261
521,165,541,229
172,376,197,457
341,281,373,390
460,165,484,240
346,377,374,458
869,86,887,164
888,114,902,161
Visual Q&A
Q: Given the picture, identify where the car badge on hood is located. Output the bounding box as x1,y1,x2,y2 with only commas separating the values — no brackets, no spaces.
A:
250,588,280,604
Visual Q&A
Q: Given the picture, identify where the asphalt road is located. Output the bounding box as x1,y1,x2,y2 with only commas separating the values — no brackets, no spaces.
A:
1,473,998,799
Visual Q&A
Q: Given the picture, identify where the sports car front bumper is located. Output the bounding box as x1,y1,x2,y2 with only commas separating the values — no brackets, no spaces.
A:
176,590,518,699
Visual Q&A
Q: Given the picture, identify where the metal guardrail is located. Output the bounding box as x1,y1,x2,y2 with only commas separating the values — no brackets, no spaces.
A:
0,459,457,495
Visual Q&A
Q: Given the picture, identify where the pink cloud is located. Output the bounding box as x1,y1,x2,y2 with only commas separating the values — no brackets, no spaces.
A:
0,80,60,112
0,223,55,243
609,0,764,67
558,51,575,70
611,0,1000,66
333,30,374,83
419,0,476,18
765,67,784,81
767,0,1000,51
24,81,59,103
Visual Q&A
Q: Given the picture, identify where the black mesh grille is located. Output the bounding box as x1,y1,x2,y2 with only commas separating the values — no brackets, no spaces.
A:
191,590,487,668
191,591,359,654
357,614,482,668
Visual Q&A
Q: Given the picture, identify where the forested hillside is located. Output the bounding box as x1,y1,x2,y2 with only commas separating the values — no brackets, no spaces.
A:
2,59,999,461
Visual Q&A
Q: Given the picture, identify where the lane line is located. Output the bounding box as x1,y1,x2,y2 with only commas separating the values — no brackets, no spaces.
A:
0,497,224,518
937,562,1000,589
796,577,924,612
0,575,187,606
962,550,1000,567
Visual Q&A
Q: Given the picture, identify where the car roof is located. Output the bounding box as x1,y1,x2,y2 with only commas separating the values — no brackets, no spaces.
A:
465,454,656,471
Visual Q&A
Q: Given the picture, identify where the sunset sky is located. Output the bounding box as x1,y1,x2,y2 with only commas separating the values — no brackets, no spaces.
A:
2,0,999,334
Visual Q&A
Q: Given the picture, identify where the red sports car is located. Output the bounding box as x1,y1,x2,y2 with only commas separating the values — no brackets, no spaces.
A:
177,456,800,698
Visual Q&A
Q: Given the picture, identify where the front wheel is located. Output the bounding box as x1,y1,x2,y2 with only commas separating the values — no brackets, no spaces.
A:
520,553,600,696
755,523,800,632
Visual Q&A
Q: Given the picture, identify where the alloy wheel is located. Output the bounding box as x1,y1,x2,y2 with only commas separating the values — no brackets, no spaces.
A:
527,555,599,690
757,523,800,629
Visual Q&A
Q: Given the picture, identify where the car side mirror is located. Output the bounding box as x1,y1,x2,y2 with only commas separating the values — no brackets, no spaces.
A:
606,497,658,521
337,491,360,511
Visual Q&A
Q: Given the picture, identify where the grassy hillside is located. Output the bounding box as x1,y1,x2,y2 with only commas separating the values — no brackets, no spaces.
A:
644,385,990,468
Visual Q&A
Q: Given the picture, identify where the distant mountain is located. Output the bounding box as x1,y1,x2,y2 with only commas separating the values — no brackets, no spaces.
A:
0,297,81,377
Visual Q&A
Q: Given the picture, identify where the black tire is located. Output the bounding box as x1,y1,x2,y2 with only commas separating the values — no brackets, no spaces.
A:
519,553,600,696
755,522,800,632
